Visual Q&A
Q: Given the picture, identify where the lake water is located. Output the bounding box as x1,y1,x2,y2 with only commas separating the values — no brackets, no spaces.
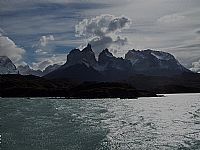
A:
1,94,200,150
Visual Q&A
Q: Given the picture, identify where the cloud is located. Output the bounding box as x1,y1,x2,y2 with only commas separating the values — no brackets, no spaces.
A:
0,33,25,64
190,60,200,73
1,0,200,70
157,14,185,24
40,35,54,47
35,49,48,55
75,14,131,55
31,34,67,70
33,35,55,56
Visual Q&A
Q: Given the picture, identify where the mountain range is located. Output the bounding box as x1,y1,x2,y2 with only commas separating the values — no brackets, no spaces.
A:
1,44,200,98
0,56,61,76
45,44,191,81
0,44,195,81
17,64,61,76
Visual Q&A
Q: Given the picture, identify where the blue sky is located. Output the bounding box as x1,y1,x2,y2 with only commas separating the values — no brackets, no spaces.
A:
0,0,200,71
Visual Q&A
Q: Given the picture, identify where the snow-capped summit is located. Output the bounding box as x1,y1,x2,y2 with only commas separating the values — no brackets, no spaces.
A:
125,49,188,75
0,56,17,74
150,50,175,61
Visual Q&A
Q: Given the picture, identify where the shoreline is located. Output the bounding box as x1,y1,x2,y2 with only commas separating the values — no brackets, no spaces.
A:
2,93,200,99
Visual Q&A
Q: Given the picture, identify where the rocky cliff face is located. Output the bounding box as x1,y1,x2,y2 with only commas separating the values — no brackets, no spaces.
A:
0,56,17,74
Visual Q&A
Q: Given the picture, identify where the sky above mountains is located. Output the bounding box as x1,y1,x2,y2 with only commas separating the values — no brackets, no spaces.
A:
0,0,200,72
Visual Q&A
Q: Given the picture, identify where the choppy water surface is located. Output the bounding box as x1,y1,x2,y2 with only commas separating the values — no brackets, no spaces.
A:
1,94,200,150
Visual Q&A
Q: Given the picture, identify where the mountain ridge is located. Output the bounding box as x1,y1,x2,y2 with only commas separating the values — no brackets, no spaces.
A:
0,44,194,79
1,46,200,98
45,44,192,81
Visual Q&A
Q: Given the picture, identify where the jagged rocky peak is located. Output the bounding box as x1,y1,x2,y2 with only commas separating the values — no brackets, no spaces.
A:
82,43,92,52
100,48,114,57
0,56,17,74
98,48,132,71
67,48,82,65
81,43,97,66
66,44,97,67
98,48,114,65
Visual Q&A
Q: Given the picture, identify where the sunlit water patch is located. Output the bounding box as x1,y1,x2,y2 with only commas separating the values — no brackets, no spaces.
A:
1,94,200,150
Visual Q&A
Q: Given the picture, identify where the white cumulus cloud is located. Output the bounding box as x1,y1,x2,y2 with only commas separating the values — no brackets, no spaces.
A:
40,35,54,47
75,14,131,55
0,33,25,64
34,35,55,56
190,60,200,73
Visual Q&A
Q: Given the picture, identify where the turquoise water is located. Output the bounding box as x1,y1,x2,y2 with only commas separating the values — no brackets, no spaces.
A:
1,94,200,150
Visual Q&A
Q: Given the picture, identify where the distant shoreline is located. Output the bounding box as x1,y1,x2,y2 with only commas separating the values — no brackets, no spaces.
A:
0,95,158,99
1,74,200,99
3,93,200,99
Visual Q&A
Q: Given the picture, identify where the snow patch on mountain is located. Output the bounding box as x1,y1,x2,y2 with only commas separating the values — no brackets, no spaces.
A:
151,51,174,61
